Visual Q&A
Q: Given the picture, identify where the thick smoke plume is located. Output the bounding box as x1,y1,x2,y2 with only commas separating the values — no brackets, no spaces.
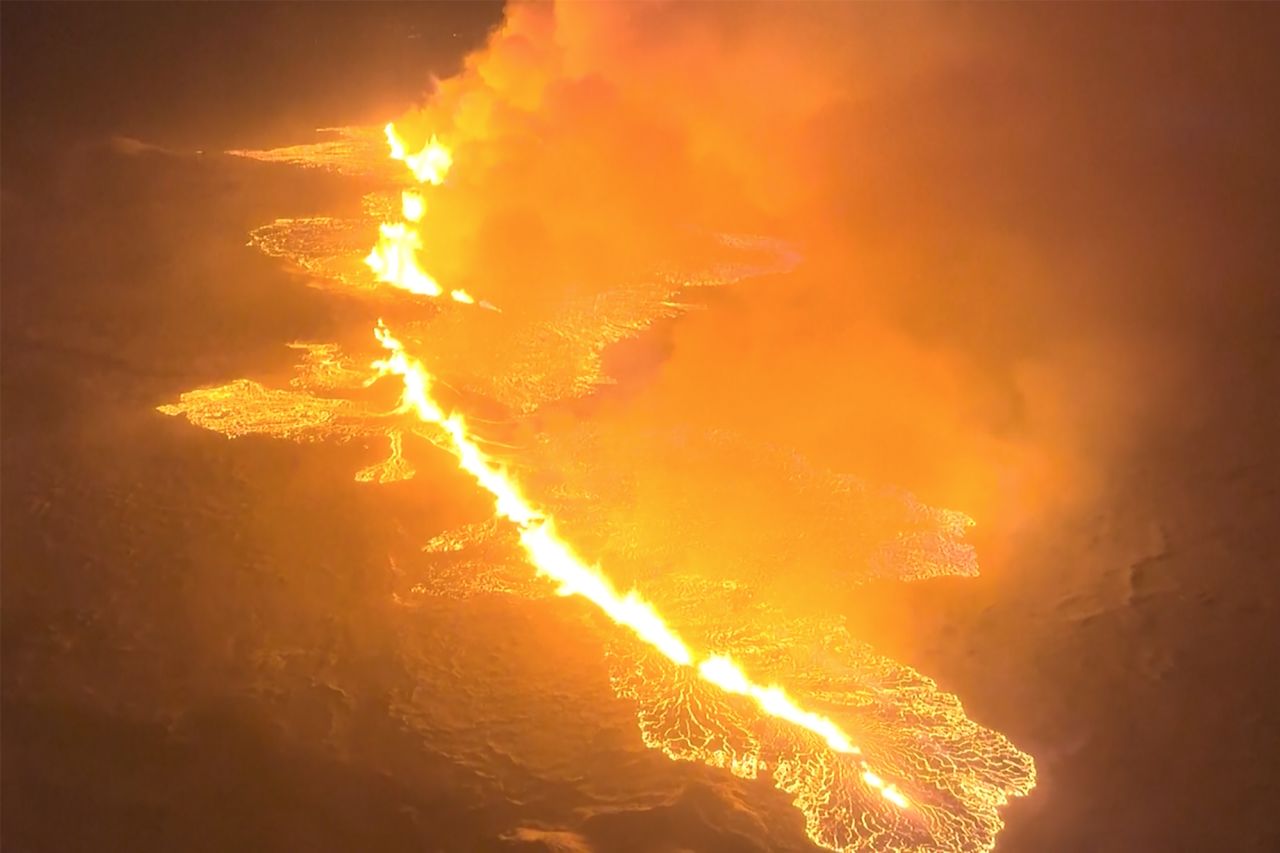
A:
389,1,1279,595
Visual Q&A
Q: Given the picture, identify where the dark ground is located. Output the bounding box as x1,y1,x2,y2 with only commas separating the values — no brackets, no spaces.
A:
4,4,1280,853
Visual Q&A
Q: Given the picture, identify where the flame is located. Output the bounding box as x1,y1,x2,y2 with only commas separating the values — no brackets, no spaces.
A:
371,322,910,810
364,130,476,306
384,123,453,186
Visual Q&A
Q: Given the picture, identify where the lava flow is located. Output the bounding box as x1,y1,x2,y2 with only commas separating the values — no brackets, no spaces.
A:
164,101,1035,850
365,119,911,809
372,319,909,810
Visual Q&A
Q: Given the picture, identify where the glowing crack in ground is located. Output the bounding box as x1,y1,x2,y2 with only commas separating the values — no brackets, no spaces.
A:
160,125,1035,851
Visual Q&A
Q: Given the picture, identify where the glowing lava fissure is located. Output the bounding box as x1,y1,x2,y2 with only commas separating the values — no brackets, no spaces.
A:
164,113,1036,851
364,127,474,304
372,322,909,811
369,121,912,810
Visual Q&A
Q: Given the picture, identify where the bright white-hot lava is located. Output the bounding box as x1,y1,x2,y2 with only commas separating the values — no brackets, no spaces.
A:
371,321,911,811
401,190,426,223
384,122,452,186
364,127,475,304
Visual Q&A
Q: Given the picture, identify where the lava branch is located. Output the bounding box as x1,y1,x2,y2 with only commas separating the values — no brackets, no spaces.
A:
371,321,910,810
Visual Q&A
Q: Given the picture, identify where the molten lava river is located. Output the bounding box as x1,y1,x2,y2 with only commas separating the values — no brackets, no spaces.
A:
159,122,1035,851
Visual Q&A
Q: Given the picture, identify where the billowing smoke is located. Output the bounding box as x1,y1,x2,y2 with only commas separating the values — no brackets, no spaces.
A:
383,1,1278,578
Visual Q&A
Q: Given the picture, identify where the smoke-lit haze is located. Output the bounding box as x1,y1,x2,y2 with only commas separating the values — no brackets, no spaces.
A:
380,2,1278,523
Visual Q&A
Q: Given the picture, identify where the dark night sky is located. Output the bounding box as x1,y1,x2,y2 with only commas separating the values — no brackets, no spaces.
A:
2,3,505,162
4,3,1280,853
